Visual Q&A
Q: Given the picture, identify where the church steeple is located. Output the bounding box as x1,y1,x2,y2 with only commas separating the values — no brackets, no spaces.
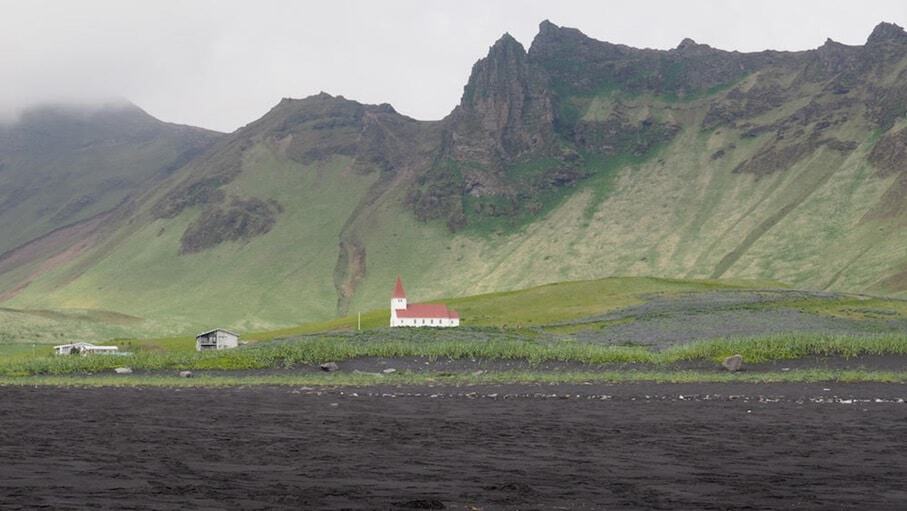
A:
391,276,407,313
392,276,406,299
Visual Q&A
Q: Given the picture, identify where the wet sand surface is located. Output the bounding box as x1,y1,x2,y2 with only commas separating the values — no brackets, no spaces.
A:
1,382,906,510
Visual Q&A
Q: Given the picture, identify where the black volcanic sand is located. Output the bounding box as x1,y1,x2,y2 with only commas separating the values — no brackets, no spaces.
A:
2,383,907,510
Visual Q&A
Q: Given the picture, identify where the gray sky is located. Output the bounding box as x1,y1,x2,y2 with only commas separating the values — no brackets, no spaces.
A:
2,0,906,132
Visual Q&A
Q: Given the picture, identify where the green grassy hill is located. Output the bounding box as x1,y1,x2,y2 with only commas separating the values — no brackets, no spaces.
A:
0,276,771,347
0,102,219,254
4,22,907,337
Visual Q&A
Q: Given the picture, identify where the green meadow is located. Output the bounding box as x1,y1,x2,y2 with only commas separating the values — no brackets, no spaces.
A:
2,276,907,384
0,276,774,346
3,331,907,378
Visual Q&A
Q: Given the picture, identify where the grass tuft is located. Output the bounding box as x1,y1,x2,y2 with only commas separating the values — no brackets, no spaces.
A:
1,369,905,388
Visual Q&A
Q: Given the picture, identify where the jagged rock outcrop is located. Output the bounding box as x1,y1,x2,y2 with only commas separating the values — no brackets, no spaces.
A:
866,21,907,47
448,33,556,165
529,20,781,99
410,33,566,231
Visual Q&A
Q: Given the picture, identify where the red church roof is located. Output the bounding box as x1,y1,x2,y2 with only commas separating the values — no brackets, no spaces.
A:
391,276,460,320
392,276,406,299
395,303,459,319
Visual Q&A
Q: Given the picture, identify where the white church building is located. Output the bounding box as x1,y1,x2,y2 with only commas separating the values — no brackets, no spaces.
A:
390,276,460,328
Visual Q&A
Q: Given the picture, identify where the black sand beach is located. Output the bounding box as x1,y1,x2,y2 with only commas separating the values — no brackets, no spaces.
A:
2,383,906,509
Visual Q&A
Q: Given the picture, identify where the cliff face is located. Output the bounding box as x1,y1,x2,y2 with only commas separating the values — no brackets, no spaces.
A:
450,33,556,165
406,33,566,230
411,21,907,234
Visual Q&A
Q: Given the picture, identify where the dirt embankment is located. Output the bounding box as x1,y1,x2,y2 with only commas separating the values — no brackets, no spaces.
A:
1,383,905,510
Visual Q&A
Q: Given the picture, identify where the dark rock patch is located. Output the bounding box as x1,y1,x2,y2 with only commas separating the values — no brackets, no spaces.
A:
178,197,281,255
733,135,856,176
703,82,789,130
152,154,242,220
868,126,907,177
732,141,815,176
573,114,680,156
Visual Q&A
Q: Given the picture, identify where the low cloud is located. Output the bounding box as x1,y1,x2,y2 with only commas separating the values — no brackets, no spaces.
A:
2,0,904,131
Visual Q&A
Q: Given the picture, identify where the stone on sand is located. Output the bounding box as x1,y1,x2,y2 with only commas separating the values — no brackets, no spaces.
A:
722,354,744,372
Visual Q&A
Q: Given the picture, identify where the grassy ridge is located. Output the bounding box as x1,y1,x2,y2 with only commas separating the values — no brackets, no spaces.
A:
0,307,153,345
101,276,784,350
225,276,786,339
4,332,906,377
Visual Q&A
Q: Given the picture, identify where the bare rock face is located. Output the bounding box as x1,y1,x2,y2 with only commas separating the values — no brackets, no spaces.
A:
722,354,744,372
449,33,556,166
529,20,773,99
408,32,564,231
868,126,907,176
866,22,907,47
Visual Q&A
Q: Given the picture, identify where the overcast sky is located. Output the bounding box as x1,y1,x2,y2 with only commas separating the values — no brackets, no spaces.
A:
2,0,906,132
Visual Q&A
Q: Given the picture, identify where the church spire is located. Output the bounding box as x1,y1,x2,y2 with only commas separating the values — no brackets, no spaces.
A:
392,275,406,299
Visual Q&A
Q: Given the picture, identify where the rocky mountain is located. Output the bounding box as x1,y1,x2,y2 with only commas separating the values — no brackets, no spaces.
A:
3,21,907,334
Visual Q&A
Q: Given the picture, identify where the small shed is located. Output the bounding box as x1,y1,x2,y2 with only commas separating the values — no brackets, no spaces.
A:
54,342,119,356
195,329,240,351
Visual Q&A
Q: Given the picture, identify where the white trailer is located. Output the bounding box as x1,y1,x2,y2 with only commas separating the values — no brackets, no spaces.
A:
53,342,119,356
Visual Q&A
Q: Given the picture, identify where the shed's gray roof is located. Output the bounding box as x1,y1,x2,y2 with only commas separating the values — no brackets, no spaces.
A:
196,328,240,338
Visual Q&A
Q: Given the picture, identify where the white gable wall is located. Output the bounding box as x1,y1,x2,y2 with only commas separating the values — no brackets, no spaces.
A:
215,331,239,349
196,330,239,351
